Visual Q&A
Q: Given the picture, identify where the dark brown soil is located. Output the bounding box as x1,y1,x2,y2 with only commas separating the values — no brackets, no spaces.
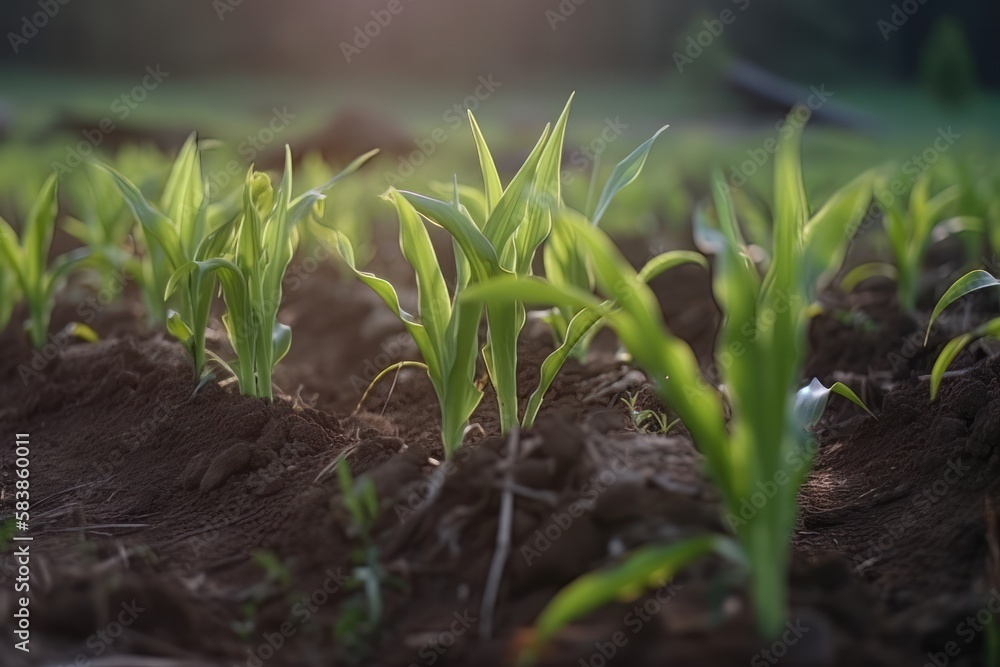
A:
799,354,1000,655
1,245,998,667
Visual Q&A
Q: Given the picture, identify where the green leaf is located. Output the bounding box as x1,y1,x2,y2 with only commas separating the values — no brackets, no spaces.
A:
467,112,503,214
481,124,551,251
399,190,502,283
521,536,732,664
925,269,1000,344
591,125,668,227
288,148,379,225
63,321,99,343
331,229,437,374
828,381,876,418
272,322,292,365
461,275,602,314
100,164,185,270
802,171,873,288
166,309,194,343
929,334,973,401
793,378,875,429
637,250,708,284
23,173,59,293
385,190,451,365
840,262,898,292
930,317,1000,400
522,306,603,428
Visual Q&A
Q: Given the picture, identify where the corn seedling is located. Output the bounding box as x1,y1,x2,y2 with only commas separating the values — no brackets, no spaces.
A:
381,96,702,433
0,173,93,347
102,133,243,379
465,112,873,655
333,98,574,451
169,148,377,399
400,96,576,435
62,164,138,294
923,269,1000,399
542,126,673,359
842,170,964,312
298,152,380,274
332,186,484,457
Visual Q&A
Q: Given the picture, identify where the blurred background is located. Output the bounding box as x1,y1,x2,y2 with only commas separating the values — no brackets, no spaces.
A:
0,0,997,235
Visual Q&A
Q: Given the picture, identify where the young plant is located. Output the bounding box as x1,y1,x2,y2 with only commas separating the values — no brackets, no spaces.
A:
62,163,145,297
102,133,236,377
334,460,405,663
170,148,377,399
393,97,702,431
620,393,680,435
542,126,670,358
332,187,484,457
923,269,1000,399
466,112,873,653
0,173,92,347
842,169,961,312
405,98,575,435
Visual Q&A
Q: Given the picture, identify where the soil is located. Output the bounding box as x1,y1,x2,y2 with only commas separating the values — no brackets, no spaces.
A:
1,241,999,667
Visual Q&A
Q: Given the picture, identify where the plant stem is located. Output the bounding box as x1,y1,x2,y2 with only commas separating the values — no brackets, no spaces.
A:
27,300,48,349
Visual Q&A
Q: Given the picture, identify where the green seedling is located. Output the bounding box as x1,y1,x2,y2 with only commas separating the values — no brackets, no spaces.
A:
620,392,680,435
542,125,672,361
102,133,241,377
371,96,701,435
169,148,377,399
332,187,484,457
0,173,93,347
923,269,1000,399
334,461,405,664
465,110,874,656
842,169,964,312
62,163,138,295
